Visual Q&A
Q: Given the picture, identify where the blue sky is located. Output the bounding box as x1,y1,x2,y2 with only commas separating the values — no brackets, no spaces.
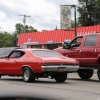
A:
0,0,78,33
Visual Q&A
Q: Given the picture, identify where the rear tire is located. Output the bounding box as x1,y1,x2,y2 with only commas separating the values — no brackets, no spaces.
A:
78,69,94,79
0,74,1,78
54,73,67,82
22,67,35,82
97,65,100,80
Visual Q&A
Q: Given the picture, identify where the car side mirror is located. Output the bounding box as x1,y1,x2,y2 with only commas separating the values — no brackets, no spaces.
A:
63,43,69,49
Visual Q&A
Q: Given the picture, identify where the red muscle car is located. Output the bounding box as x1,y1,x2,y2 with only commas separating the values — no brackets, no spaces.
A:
0,49,79,82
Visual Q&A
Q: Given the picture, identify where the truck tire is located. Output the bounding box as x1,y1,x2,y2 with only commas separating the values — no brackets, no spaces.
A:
0,74,1,78
97,65,100,80
22,67,35,82
78,69,93,79
54,73,67,82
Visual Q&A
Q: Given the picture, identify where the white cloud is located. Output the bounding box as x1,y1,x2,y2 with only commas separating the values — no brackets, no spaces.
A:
0,0,78,33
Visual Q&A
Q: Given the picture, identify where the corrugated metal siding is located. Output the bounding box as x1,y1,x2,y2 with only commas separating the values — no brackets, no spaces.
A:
17,25,100,46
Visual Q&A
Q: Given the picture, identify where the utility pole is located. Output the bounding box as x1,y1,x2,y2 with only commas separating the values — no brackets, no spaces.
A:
19,15,31,33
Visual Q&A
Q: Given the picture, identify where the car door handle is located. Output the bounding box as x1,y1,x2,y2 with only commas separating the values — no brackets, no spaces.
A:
76,50,81,53
94,49,96,53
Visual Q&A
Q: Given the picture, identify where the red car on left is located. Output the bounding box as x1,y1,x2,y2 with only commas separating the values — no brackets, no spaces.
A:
0,48,79,82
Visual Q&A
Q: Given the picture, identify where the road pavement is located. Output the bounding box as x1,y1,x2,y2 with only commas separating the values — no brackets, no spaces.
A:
0,72,100,100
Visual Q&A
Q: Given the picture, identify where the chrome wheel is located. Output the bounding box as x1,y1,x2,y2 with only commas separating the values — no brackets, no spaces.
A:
23,67,35,82
23,69,30,81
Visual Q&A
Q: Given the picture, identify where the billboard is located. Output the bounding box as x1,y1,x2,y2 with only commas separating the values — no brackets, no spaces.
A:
60,5,71,30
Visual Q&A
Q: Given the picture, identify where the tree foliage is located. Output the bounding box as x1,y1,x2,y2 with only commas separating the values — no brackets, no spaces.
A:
0,23,38,48
0,32,16,48
71,20,81,28
15,23,37,34
77,0,100,26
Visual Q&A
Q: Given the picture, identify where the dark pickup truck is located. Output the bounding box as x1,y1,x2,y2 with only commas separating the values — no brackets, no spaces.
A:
54,33,100,80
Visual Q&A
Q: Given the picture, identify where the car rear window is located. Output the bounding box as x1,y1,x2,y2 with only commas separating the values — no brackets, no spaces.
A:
32,50,60,57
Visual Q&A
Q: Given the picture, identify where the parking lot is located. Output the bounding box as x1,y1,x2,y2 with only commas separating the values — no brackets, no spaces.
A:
0,70,100,100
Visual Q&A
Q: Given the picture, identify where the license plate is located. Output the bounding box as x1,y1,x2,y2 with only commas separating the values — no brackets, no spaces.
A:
57,67,66,72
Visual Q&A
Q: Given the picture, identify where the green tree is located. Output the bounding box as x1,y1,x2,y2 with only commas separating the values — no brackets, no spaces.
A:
26,26,37,32
0,31,16,47
71,20,81,28
77,0,100,26
15,23,37,34
15,23,24,34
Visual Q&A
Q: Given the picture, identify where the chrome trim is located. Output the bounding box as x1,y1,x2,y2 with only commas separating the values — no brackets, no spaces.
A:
41,65,79,72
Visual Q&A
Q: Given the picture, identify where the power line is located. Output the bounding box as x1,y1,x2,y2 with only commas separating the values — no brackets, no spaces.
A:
19,15,31,33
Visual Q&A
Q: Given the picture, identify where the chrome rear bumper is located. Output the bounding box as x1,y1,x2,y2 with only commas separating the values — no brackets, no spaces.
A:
41,65,79,72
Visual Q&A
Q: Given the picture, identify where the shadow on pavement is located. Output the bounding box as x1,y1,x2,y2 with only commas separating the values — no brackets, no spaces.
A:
0,78,69,84
67,78,100,83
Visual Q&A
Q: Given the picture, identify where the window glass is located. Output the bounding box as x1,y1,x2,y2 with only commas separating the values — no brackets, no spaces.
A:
84,35,97,46
70,37,83,48
32,50,60,57
9,51,25,58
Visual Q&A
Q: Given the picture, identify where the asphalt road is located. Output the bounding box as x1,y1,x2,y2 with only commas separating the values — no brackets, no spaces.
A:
0,72,100,100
